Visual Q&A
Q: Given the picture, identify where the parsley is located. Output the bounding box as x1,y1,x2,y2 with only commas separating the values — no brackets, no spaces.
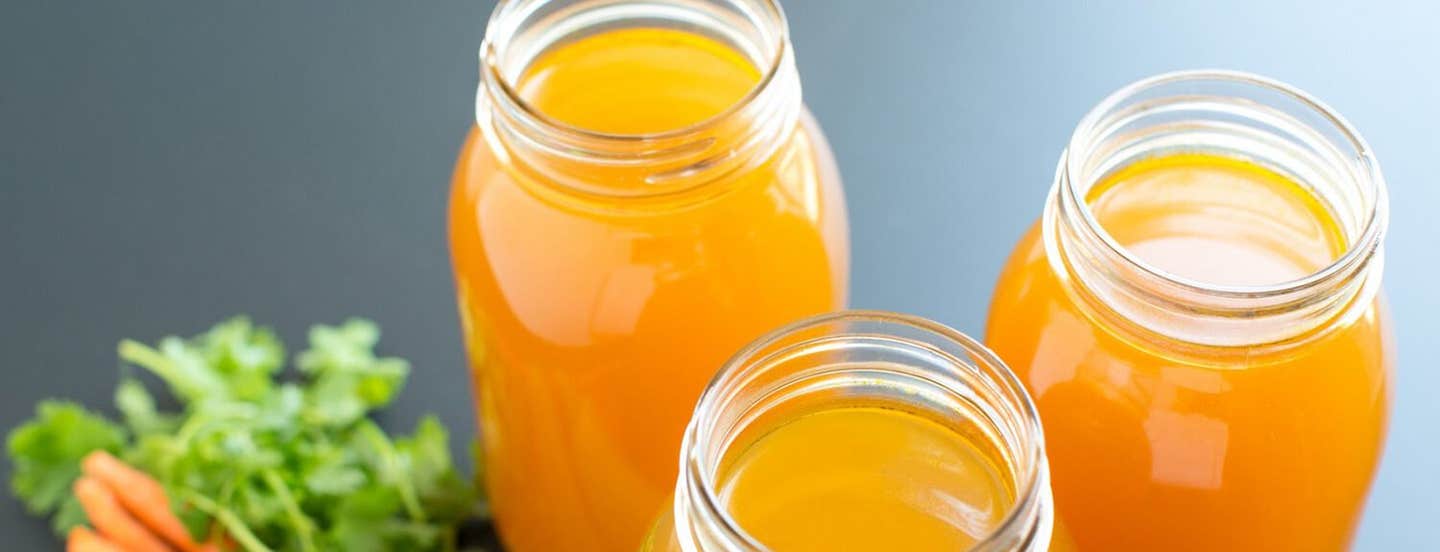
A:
6,317,476,551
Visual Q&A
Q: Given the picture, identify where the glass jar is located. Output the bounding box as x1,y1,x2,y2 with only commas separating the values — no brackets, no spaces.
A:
642,311,1065,551
447,1,848,550
986,71,1392,550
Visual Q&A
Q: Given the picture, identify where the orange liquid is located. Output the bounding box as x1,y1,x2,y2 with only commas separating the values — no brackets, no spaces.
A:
639,405,1078,551
449,28,847,551
717,407,1014,551
986,154,1392,551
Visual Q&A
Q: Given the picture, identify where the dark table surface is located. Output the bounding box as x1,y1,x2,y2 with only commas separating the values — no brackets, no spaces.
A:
3,1,1437,549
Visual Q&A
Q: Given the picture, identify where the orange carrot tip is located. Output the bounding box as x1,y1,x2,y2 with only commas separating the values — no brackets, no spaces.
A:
73,477,174,552
67,525,124,552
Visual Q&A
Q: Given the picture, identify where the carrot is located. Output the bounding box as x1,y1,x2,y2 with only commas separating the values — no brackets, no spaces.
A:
73,476,173,552
67,526,124,552
83,451,203,552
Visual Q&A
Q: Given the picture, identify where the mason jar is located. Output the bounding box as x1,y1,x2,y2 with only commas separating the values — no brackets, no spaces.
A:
986,70,1392,551
447,1,848,550
643,311,1063,551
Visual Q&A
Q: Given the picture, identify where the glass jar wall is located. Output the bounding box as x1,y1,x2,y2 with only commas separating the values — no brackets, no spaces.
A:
642,311,1065,552
985,71,1392,551
447,1,848,550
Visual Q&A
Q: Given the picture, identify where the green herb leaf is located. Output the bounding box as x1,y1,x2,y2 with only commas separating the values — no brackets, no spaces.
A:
399,417,474,523
7,401,126,532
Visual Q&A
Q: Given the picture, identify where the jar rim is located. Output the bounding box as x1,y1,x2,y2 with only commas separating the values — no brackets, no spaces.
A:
1063,69,1389,300
481,0,791,142
678,310,1051,551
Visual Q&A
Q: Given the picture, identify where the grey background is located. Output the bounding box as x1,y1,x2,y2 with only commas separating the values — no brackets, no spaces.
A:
2,1,1436,549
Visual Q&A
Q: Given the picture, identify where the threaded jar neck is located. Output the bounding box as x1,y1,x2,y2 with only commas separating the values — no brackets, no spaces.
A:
476,0,801,207
1045,70,1388,358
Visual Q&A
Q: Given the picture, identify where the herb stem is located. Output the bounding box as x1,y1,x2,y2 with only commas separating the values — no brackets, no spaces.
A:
180,489,274,552
118,340,183,389
358,421,426,522
262,470,317,552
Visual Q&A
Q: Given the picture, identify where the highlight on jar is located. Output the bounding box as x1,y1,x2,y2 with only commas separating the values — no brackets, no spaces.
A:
639,311,1077,552
448,0,847,550
986,70,1391,551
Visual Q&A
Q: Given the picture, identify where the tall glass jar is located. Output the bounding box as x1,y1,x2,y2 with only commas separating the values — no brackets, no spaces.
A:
986,71,1392,551
447,1,848,550
642,311,1063,551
